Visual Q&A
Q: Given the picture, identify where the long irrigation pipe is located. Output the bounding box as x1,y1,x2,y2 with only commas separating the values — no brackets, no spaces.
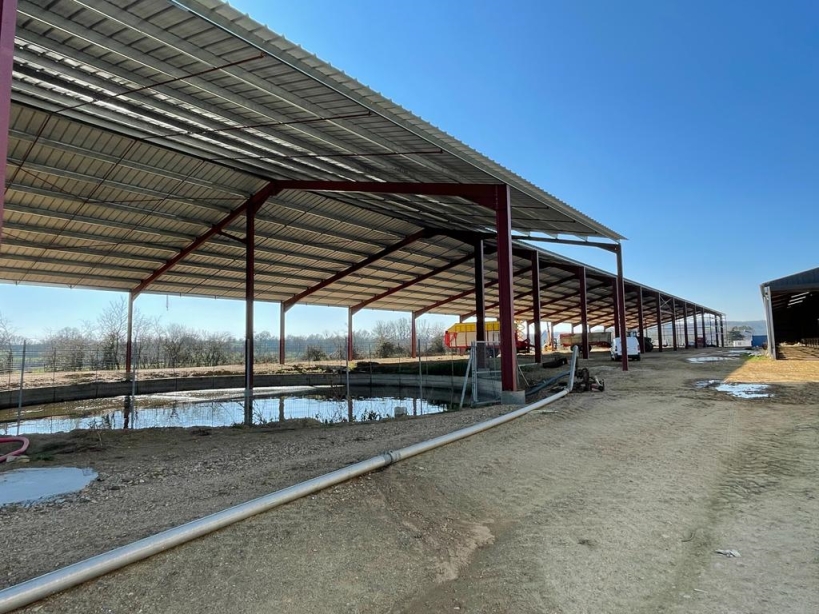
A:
0,387,569,613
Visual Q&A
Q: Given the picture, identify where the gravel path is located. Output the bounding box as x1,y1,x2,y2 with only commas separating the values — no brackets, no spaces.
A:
2,349,817,613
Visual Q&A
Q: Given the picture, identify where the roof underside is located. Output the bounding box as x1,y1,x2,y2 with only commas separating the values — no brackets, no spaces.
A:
1,0,719,326
763,267,819,294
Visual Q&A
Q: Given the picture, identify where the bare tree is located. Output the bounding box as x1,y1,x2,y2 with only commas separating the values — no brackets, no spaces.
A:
95,298,129,370
0,311,16,374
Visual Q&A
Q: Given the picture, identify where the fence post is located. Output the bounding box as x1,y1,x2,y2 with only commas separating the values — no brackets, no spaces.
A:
16,339,26,427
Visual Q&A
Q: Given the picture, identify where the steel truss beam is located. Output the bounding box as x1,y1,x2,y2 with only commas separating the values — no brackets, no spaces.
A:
131,182,280,296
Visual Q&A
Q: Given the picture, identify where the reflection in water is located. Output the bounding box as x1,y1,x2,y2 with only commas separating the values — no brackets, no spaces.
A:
695,380,773,399
0,385,459,435
0,467,98,507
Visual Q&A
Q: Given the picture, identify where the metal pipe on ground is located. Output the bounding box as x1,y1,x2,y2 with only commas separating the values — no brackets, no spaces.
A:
0,388,570,613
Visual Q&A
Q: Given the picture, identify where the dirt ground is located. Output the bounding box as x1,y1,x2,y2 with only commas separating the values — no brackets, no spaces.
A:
2,348,818,613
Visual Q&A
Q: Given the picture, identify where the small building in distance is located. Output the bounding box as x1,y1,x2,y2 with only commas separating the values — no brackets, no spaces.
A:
760,267,819,360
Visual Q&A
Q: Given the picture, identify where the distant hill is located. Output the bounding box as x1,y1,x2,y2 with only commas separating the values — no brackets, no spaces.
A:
727,320,767,335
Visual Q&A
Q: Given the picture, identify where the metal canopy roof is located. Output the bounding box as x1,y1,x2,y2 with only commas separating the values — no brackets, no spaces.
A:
762,267,819,294
1,0,720,327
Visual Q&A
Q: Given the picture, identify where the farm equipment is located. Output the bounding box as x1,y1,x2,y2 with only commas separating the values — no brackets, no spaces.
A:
444,321,531,354
556,331,613,351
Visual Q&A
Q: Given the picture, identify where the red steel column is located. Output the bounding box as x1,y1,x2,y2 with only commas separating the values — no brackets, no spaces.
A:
531,252,542,363
683,303,689,348
671,298,678,351
579,267,589,359
637,287,645,353
692,305,699,347
244,202,256,426
494,186,517,392
0,0,17,239
612,279,620,338
655,292,663,352
616,247,628,371
474,240,486,345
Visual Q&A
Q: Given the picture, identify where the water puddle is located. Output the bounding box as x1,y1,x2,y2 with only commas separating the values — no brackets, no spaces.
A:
0,385,459,435
687,356,739,363
0,467,98,506
694,380,772,399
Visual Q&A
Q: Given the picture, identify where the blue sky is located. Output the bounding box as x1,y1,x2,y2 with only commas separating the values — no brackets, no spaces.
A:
2,0,817,338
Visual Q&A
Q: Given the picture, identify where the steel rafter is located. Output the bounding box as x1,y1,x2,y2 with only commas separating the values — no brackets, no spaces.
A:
131,182,280,297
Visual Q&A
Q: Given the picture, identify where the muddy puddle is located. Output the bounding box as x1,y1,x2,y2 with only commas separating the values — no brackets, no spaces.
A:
0,385,458,435
687,356,740,363
0,467,98,506
695,380,772,399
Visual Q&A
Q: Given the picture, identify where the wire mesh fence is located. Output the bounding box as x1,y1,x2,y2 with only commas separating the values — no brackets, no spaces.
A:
0,339,466,391
0,335,551,435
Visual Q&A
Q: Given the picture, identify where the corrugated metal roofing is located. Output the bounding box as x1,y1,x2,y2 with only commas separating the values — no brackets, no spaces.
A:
762,267,819,293
0,0,720,325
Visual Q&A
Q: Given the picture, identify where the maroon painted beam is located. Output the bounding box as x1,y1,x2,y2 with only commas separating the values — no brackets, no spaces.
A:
244,199,256,425
683,303,689,348
655,292,664,351
350,250,481,314
484,272,579,319
637,287,645,353
671,297,678,351
414,264,533,318
347,308,354,362
579,267,589,359
0,0,16,241
524,236,620,253
692,304,699,348
720,314,726,347
531,252,542,362
131,182,280,296
410,313,417,359
494,186,517,391
700,308,706,347
538,288,621,323
273,180,503,210
474,240,486,345
281,229,432,312
615,246,628,371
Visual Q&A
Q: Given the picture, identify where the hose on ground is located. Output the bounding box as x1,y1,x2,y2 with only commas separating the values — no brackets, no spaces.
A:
0,436,29,463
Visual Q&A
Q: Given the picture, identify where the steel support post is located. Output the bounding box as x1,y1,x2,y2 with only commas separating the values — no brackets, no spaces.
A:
656,292,664,352
125,294,134,380
637,287,645,353
615,247,628,371
531,253,542,363
700,308,706,347
0,0,17,238
692,305,699,348
683,303,689,348
612,279,620,338
279,304,288,365
474,240,486,344
579,267,589,359
347,308,354,362
720,315,726,347
494,186,518,392
244,203,256,426
671,298,678,351
410,313,418,359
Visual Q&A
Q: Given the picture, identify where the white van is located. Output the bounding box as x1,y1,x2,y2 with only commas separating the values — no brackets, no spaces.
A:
611,336,641,361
